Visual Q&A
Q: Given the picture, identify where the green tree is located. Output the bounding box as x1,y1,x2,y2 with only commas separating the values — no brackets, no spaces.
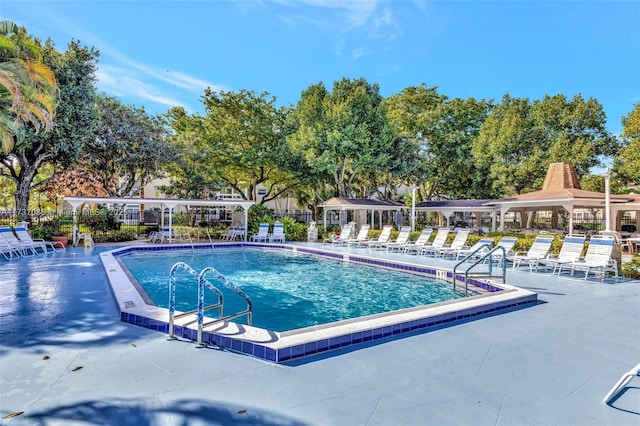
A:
385,84,493,200
614,103,640,186
168,89,297,203
579,174,605,193
420,97,493,199
0,39,98,213
84,95,173,197
473,93,618,196
0,20,57,152
288,78,393,198
163,106,221,199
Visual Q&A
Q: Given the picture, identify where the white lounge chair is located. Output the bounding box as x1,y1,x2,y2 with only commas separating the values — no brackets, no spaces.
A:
367,225,393,250
454,238,495,261
14,227,65,252
557,235,618,279
0,237,21,260
603,361,640,404
345,224,371,247
323,223,354,245
437,228,471,258
420,228,450,256
222,226,245,241
251,223,270,242
507,235,554,270
538,235,586,273
0,227,37,256
402,228,433,254
269,222,286,243
488,236,518,263
384,226,412,252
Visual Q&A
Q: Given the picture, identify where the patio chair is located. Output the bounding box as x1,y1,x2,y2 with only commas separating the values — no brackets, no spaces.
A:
14,227,65,252
225,226,246,241
251,223,270,242
538,235,586,274
454,238,495,261
488,237,518,263
384,226,412,252
0,227,37,256
603,361,640,404
148,229,163,243
0,237,21,260
436,228,471,258
367,225,394,250
556,235,618,279
420,228,451,256
345,224,371,247
269,222,286,243
402,228,434,254
323,223,354,245
507,236,554,270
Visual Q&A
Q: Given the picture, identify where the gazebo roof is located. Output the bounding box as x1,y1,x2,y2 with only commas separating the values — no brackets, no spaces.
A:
542,162,581,190
320,197,404,211
416,199,495,211
64,196,255,211
484,163,633,210
484,188,633,208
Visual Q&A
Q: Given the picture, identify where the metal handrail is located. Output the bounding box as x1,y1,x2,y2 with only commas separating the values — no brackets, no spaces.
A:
453,245,507,297
197,227,215,251
168,262,224,339
197,266,253,346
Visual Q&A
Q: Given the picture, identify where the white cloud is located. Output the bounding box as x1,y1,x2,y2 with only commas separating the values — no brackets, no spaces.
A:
96,66,188,109
274,0,385,30
269,0,410,60
93,42,225,96
351,47,370,60
35,9,224,112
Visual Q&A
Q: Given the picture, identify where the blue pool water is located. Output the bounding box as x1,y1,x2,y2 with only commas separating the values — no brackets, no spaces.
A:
119,248,462,332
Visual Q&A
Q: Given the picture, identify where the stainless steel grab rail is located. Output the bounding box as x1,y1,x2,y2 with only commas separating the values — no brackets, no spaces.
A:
168,262,224,340
453,245,507,296
197,266,253,346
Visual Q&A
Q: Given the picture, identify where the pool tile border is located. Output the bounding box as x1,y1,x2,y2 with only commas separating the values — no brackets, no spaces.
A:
101,242,537,363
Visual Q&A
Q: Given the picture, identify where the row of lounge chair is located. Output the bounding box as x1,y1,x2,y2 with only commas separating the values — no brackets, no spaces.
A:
505,234,618,279
323,224,619,280
250,222,286,243
0,226,65,259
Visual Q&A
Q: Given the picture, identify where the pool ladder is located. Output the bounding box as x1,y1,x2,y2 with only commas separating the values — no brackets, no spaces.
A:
167,262,253,346
453,244,507,296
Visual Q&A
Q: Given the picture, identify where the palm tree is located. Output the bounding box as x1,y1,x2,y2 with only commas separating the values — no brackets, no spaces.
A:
0,20,58,152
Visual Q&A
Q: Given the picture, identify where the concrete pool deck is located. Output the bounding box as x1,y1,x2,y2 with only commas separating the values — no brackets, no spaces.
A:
1,243,639,425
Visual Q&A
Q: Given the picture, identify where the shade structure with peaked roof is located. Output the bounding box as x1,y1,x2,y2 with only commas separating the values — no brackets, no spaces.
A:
414,199,497,229
319,197,404,231
483,163,637,234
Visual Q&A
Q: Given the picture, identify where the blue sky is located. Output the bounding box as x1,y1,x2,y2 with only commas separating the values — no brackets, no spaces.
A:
2,0,639,135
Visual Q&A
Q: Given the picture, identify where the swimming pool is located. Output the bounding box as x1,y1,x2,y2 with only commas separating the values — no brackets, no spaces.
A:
118,248,464,332
101,243,537,363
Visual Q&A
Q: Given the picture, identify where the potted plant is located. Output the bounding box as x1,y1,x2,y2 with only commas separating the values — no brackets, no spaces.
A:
31,216,71,247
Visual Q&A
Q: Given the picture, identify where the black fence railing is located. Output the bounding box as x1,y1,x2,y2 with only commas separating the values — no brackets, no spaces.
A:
0,209,636,241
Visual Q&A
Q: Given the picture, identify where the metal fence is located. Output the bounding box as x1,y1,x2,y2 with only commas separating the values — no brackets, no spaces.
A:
1,208,636,241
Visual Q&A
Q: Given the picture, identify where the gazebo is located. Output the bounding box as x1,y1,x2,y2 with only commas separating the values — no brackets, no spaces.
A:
64,196,255,241
482,163,637,234
414,199,498,230
319,197,405,231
